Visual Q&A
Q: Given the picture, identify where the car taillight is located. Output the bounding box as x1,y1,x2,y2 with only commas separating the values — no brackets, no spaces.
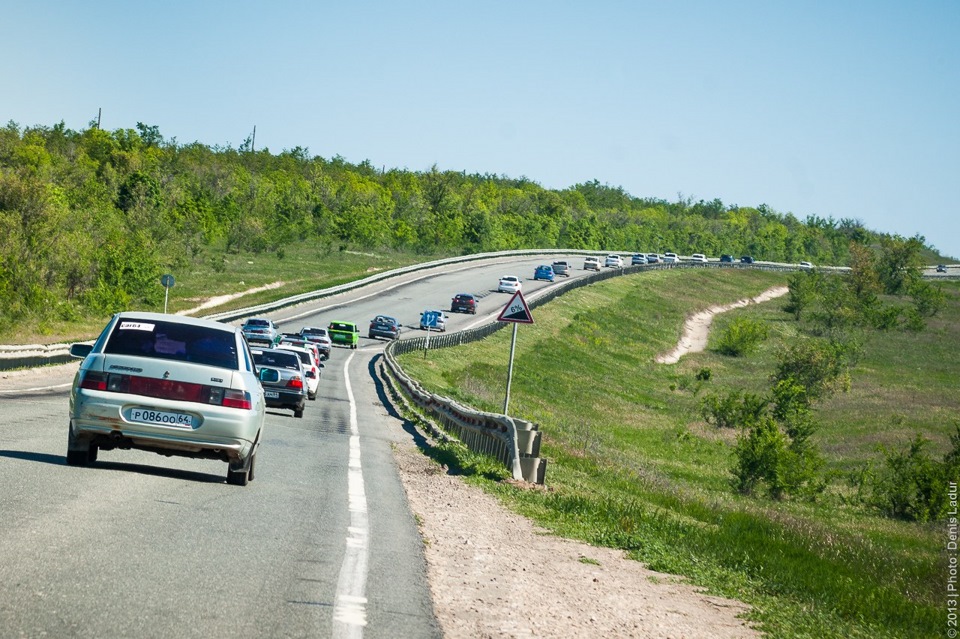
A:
79,371,109,391
222,389,252,410
79,372,253,410
286,377,304,390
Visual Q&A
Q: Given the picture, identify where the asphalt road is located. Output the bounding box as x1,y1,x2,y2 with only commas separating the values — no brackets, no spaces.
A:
0,255,588,638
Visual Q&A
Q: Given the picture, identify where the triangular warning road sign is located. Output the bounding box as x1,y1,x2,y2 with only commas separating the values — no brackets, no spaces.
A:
497,290,534,324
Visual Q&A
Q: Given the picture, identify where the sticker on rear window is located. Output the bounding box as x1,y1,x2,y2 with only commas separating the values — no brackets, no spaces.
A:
118,322,155,331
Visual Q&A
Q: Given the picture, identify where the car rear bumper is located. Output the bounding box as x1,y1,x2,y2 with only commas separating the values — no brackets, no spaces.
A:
70,391,260,462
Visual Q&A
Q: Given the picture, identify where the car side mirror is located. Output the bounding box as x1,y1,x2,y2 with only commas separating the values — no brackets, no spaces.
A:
70,343,94,359
259,368,280,383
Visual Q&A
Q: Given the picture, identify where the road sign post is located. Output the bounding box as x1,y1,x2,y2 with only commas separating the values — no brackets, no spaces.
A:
160,274,175,314
421,310,441,357
497,291,533,414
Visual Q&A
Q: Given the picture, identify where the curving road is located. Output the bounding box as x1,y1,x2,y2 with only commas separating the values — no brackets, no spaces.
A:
0,255,590,638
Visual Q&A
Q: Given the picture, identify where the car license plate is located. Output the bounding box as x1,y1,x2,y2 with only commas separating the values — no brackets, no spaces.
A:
128,408,193,428
264,390,279,399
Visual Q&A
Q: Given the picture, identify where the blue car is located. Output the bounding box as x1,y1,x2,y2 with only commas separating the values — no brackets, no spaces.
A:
534,265,555,282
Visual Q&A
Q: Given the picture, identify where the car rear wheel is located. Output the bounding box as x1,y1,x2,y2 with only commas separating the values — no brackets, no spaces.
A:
226,458,251,486
66,425,95,466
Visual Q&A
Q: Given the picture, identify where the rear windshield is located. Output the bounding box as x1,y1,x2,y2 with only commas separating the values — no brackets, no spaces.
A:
284,350,311,365
253,350,301,370
329,323,354,331
245,319,269,327
104,318,239,370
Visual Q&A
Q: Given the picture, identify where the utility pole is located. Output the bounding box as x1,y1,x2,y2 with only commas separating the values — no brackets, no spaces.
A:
96,108,101,129
251,125,256,152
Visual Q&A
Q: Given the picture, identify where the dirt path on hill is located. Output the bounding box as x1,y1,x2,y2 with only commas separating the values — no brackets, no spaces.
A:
656,286,789,364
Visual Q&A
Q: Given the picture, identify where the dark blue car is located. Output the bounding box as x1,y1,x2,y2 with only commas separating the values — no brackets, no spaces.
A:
534,265,555,282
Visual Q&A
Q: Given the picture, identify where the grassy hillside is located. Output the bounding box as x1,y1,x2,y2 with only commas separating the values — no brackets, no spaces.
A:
397,268,956,638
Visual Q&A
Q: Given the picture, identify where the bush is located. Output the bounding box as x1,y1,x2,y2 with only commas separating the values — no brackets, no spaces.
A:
732,417,824,500
859,431,959,522
700,390,767,429
715,317,769,357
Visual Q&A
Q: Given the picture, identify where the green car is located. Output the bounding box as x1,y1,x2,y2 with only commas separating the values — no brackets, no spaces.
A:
327,321,360,349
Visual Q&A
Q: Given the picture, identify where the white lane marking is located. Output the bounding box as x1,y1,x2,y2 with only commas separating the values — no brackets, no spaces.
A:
332,352,369,638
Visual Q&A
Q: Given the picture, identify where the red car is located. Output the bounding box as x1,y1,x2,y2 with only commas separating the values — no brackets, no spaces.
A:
451,293,478,314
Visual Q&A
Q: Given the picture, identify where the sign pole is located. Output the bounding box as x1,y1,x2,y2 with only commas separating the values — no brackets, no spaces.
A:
503,322,518,414
496,290,532,415
160,274,175,314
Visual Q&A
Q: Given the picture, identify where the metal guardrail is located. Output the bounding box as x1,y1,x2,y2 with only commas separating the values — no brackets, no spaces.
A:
381,346,545,484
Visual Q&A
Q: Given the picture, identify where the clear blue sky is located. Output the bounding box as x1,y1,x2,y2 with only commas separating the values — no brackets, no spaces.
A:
4,1,958,259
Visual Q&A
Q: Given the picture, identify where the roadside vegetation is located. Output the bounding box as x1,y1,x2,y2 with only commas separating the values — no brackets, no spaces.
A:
2,119,949,342
397,266,957,638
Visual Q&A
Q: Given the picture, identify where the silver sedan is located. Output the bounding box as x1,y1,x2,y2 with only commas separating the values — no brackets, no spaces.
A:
68,312,276,486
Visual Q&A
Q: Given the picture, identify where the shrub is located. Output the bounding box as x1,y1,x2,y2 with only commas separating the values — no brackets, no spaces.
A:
732,417,824,500
715,317,769,357
700,390,767,429
859,431,959,522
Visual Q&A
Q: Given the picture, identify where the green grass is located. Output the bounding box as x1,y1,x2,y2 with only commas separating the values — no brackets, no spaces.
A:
397,268,953,638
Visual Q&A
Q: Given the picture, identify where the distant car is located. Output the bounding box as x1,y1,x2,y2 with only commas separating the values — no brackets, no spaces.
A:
662,252,680,264
240,317,280,348
689,253,708,263
740,256,755,264
799,261,814,269
498,275,522,293
646,253,661,263
631,254,647,265
937,264,948,273
420,310,447,332
604,254,623,268
328,321,360,349
551,261,571,277
298,326,332,360
583,257,602,271
719,254,735,263
252,348,307,418
534,265,555,282
276,343,321,401
67,312,272,486
368,315,401,340
451,293,478,314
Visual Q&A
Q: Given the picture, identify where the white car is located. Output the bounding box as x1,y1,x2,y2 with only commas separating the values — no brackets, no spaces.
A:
498,275,522,293
420,310,448,331
689,253,708,263
662,252,680,264
604,254,623,268
277,343,321,401
583,257,601,271
67,312,273,486
799,261,814,269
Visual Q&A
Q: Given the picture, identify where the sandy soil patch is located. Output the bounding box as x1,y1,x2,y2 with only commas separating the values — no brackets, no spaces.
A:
394,444,759,638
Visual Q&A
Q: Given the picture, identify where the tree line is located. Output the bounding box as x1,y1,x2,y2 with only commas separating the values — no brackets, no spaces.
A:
0,120,931,332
